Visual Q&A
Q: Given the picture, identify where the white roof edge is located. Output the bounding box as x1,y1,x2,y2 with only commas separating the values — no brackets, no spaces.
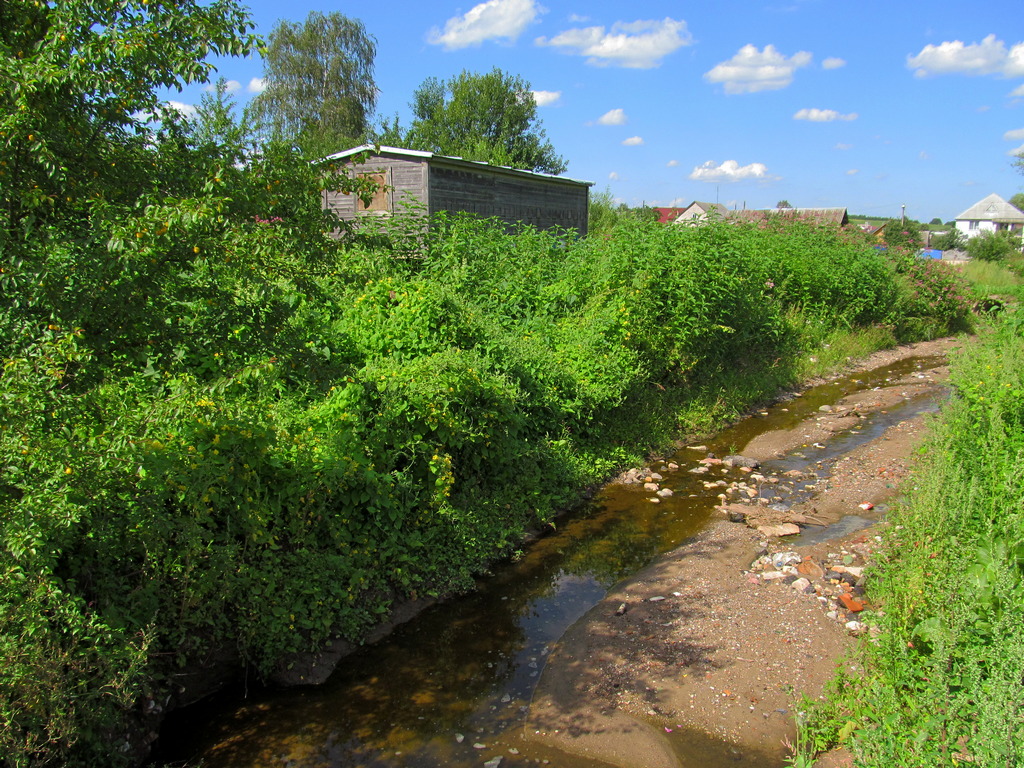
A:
955,193,1024,222
322,144,594,186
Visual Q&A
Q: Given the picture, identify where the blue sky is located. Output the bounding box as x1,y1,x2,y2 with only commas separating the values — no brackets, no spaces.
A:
169,0,1024,222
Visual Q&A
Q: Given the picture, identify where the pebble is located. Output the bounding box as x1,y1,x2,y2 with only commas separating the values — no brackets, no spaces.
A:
790,577,813,594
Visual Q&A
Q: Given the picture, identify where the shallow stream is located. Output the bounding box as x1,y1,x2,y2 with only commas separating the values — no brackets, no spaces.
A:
153,355,947,768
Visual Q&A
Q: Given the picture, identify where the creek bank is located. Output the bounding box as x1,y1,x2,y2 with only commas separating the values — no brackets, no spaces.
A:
146,338,960,768
524,336,961,768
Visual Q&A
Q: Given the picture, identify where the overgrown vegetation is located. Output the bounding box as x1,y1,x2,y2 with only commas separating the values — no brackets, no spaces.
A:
793,311,1024,766
0,2,977,765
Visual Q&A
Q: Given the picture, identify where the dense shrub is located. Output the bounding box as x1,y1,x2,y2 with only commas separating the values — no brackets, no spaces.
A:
966,229,1021,262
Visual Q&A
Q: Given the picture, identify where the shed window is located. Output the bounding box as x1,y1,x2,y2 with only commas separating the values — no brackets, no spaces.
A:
969,220,979,230
358,171,390,213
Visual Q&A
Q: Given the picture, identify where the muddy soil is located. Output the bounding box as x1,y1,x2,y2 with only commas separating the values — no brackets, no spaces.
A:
524,336,963,768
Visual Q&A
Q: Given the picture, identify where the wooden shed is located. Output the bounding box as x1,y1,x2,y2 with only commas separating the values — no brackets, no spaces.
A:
322,145,593,236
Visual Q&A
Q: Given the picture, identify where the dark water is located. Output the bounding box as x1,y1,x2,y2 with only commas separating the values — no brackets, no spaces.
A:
153,355,946,768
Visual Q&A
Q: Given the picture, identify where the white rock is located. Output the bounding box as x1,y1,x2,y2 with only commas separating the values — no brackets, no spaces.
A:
791,577,813,593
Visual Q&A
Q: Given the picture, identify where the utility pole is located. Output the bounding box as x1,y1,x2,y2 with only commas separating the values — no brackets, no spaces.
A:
901,204,906,224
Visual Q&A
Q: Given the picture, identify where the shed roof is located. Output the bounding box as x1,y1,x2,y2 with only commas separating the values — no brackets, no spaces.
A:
324,144,593,187
954,193,1024,223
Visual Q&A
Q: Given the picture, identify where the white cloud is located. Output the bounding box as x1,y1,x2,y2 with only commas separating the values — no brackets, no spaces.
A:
1012,84,1024,98
429,0,540,50
846,169,859,175
248,77,266,94
1007,143,1024,157
920,150,931,160
532,90,562,106
689,159,778,182
609,171,620,180
822,57,846,69
536,17,691,68
704,44,813,94
166,100,197,119
1004,128,1024,141
622,136,644,146
794,108,857,122
596,108,628,125
907,34,1024,78
835,143,853,150
204,79,241,93
666,159,679,167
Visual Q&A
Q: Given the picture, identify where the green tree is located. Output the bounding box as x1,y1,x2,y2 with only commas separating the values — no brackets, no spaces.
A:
1009,192,1024,213
250,11,377,158
776,200,793,209
0,0,257,237
387,68,566,174
190,77,256,155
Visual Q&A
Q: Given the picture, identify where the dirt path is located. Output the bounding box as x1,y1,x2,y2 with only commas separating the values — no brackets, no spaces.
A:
523,336,963,768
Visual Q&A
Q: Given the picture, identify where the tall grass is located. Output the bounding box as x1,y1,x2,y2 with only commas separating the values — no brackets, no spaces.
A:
960,258,1024,301
797,311,1024,766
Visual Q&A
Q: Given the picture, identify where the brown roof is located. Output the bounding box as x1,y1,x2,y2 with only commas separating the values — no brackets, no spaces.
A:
728,207,849,227
652,207,688,223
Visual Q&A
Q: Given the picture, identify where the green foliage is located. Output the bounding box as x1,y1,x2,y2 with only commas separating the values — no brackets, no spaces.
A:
931,226,965,251
797,312,1024,766
881,218,923,251
587,189,657,237
966,229,1021,262
249,11,377,158
1009,192,1024,212
382,68,566,174
0,0,258,237
889,254,973,339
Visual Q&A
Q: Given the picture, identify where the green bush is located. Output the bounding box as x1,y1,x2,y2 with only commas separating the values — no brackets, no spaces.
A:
966,229,1021,262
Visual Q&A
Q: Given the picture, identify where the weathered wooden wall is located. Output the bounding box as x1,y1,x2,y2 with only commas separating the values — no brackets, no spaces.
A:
323,155,427,219
324,151,590,237
428,163,588,236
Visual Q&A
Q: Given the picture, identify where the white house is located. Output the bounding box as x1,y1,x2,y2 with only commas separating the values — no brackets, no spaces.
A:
954,193,1024,240
674,200,729,224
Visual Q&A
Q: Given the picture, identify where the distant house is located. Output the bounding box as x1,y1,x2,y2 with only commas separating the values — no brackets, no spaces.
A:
954,193,1024,240
676,201,730,224
322,145,593,236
